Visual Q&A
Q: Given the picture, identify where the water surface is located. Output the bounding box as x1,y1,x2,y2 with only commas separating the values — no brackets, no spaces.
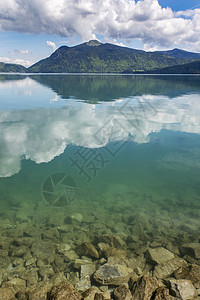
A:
0,74,200,249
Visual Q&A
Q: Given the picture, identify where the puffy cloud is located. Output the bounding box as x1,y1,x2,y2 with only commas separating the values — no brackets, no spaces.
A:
0,56,32,66
46,40,57,51
0,0,200,50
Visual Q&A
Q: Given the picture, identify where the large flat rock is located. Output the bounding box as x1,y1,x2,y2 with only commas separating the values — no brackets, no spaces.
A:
153,257,187,279
165,279,197,300
93,263,133,285
145,247,175,265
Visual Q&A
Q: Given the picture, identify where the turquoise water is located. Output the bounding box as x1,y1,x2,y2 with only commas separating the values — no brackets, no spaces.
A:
0,74,200,248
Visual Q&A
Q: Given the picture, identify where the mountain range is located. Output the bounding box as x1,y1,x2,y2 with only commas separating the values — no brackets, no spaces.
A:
0,62,26,73
1,40,200,74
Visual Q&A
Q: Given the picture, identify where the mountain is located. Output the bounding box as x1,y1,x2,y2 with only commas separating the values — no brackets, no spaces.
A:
0,62,26,73
144,60,200,74
156,48,200,60
28,40,191,73
1,41,200,74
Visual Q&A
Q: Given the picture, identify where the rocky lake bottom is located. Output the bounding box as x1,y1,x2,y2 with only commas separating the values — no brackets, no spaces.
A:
1,183,200,300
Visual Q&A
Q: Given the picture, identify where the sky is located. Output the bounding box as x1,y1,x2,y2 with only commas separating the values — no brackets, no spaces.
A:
0,0,200,67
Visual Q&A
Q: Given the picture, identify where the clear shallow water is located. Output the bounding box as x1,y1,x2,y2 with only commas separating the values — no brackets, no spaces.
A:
0,74,200,248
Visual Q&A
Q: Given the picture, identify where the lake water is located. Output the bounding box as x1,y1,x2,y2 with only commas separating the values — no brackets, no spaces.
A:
1,74,200,257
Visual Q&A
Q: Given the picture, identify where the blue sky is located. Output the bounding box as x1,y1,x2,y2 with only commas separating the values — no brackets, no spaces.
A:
157,0,200,11
0,0,200,67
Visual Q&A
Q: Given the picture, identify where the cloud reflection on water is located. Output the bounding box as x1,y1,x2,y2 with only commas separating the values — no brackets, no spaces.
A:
1,92,200,177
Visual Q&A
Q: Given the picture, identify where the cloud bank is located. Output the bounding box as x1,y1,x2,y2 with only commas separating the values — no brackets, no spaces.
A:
0,0,200,50
0,56,32,67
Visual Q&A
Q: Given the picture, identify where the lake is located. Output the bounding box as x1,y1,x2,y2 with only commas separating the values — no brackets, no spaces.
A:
0,74,200,289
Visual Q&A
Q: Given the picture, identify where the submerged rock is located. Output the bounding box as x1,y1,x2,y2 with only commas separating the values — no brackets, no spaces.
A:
106,253,142,272
0,287,15,300
93,263,133,285
76,242,99,259
174,264,200,288
74,258,94,269
49,282,82,300
1,278,26,293
153,257,187,279
21,269,39,288
94,291,111,299
98,235,126,249
15,291,28,299
180,243,200,259
165,278,197,300
153,287,170,300
51,272,68,286
27,283,52,300
145,247,175,265
129,273,140,290
75,275,91,292
102,248,127,260
25,257,37,267
56,243,71,254
43,228,60,240
113,284,133,300
62,250,79,262
38,266,54,281
82,287,99,300
66,213,83,224
71,213,83,223
131,275,158,300
80,263,96,278
31,241,55,262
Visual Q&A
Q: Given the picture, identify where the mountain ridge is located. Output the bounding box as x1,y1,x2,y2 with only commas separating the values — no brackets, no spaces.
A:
143,60,200,74
155,48,200,60
1,40,200,73
28,40,199,73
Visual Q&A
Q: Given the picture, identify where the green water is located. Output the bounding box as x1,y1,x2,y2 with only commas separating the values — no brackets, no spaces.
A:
1,74,200,248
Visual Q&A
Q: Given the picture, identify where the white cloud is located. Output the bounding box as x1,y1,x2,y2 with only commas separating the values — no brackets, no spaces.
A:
9,49,30,54
19,49,30,54
143,43,158,52
175,8,200,18
0,0,200,50
103,37,127,47
0,56,32,67
46,40,57,51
